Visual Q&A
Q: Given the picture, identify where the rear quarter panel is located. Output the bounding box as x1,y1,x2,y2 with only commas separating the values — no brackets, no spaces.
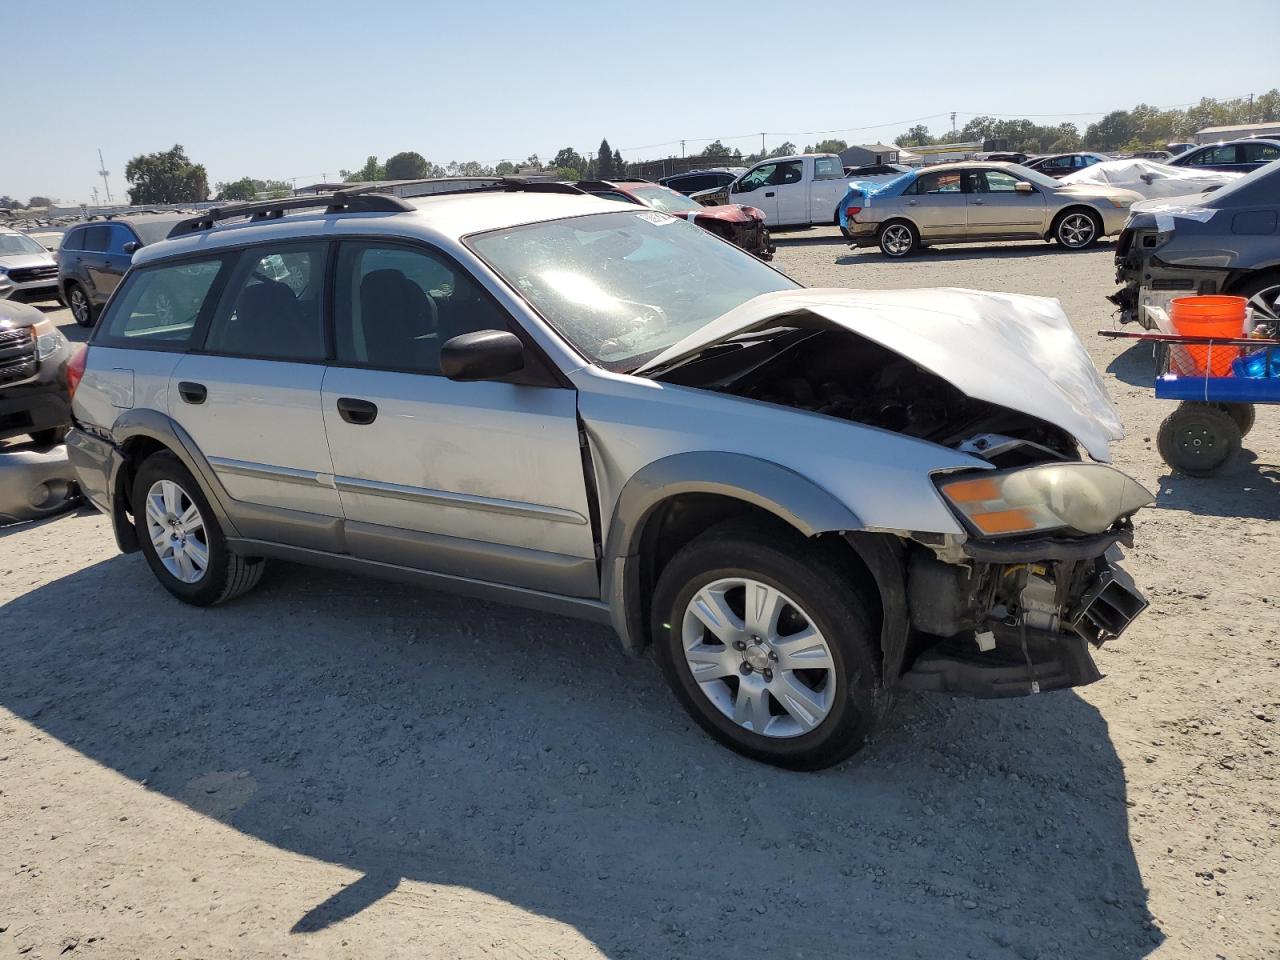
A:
74,346,180,432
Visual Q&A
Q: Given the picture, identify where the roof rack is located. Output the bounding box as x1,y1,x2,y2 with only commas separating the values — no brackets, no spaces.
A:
167,178,587,238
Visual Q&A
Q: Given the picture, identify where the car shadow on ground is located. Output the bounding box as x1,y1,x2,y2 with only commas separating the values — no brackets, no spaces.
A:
1106,341,1158,387
1155,453,1280,521
836,241,1115,267
1,556,1163,959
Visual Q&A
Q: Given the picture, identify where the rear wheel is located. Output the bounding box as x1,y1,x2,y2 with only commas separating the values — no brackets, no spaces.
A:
652,519,885,770
1054,209,1100,249
1157,403,1241,476
877,220,918,258
132,451,266,605
1230,272,1280,329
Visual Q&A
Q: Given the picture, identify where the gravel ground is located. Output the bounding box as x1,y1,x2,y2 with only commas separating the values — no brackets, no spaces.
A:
1,231,1277,960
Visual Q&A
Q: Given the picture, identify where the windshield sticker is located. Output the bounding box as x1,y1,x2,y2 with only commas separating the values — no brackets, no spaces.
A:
637,211,677,226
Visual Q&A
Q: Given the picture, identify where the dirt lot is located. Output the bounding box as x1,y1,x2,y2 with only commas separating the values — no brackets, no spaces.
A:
2,232,1277,960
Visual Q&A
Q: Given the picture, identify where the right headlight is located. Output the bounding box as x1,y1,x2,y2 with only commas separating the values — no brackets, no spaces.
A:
937,463,1154,538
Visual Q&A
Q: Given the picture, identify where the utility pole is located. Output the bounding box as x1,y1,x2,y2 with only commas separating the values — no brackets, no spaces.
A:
680,139,686,158
96,148,113,203
950,112,957,138
1249,92,1255,122
760,132,766,155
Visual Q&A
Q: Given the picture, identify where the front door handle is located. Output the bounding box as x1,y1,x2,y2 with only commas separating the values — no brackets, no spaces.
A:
178,381,206,404
765,191,775,197
336,397,378,425
972,199,984,205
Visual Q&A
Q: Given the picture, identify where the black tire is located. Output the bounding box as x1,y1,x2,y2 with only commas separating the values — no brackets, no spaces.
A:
877,220,918,258
1052,208,1101,249
131,450,266,605
1185,401,1255,438
651,518,886,770
66,282,96,327
835,206,851,241
28,426,68,446
1228,271,1280,327
1157,403,1241,477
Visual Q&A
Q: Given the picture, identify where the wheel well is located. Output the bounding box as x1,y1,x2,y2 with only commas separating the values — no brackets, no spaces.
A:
117,435,173,512
630,493,882,655
877,217,916,236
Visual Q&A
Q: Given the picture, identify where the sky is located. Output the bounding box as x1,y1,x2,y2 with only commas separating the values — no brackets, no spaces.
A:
8,0,1280,204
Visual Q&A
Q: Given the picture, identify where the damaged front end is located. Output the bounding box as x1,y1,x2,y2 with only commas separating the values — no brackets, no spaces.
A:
641,288,1152,699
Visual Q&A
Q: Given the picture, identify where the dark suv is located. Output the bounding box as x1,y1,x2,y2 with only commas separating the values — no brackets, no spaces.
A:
1112,160,1280,327
59,214,187,327
1169,139,1280,174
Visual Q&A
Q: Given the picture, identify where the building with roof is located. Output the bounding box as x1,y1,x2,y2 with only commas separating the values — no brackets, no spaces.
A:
838,144,901,167
1194,121,1280,143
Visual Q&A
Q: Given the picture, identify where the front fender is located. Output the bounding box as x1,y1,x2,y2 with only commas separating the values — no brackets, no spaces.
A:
601,451,862,654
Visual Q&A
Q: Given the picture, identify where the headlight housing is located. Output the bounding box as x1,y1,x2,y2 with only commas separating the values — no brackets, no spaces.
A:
1109,197,1134,209
937,463,1154,538
31,319,65,361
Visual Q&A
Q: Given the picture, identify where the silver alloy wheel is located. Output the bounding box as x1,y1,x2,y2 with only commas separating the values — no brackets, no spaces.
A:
144,479,209,584
1246,283,1280,321
681,577,836,738
69,286,90,324
1058,212,1096,248
880,223,913,256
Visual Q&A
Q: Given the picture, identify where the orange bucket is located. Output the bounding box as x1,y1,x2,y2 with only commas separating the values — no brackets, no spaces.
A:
1169,296,1246,377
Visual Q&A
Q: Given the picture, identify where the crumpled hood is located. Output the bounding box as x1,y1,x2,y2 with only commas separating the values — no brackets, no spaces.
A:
636,287,1124,462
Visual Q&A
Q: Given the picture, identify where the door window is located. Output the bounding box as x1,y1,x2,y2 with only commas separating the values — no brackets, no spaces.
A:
82,225,111,252
776,161,804,185
813,157,843,180
333,242,512,375
104,224,137,255
913,171,964,194
96,258,227,348
737,164,777,192
62,227,85,251
203,243,327,361
975,170,1022,193
1186,145,1238,166
1241,143,1280,164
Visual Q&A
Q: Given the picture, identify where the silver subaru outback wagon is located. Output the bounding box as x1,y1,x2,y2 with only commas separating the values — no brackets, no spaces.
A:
66,182,1152,769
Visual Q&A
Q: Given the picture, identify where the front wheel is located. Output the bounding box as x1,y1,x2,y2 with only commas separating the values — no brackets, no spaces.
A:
1054,209,1100,249
66,282,95,327
132,451,266,605
652,520,884,770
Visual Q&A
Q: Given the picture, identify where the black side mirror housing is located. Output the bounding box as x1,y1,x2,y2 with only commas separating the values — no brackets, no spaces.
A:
122,241,142,255
441,329,525,382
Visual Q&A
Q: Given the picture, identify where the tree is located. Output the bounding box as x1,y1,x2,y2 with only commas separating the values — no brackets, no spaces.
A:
0,196,25,209
613,148,624,176
124,144,209,204
216,177,258,201
596,139,615,179
27,196,52,209
552,147,586,173
1084,111,1137,151
895,125,934,147
494,161,516,176
555,166,582,180
767,141,797,158
804,138,848,154
385,151,431,180
341,156,386,183
697,140,730,157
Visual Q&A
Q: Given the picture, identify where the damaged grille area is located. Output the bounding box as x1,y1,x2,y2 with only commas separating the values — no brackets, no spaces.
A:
0,326,37,385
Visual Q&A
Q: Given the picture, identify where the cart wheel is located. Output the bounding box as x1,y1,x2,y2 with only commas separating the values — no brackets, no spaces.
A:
1157,403,1241,477
1219,403,1256,438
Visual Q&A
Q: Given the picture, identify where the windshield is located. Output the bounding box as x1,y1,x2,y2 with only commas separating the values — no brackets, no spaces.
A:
469,210,797,371
1010,166,1065,190
0,232,49,256
628,186,704,214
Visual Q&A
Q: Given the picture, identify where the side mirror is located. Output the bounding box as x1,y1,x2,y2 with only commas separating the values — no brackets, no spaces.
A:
1014,182,1035,194
122,241,142,255
440,329,525,382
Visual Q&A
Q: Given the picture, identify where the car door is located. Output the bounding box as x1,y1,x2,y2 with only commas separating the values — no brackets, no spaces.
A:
79,225,114,304
902,169,967,238
772,160,809,225
807,155,847,225
730,162,781,224
166,241,344,546
320,239,598,597
98,224,137,298
965,169,1046,235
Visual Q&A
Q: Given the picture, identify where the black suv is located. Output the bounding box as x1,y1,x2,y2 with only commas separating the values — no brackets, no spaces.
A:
1112,160,1280,326
1169,139,1280,175
59,213,187,327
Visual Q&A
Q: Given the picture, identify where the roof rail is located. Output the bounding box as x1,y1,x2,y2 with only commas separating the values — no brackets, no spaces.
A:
167,189,416,238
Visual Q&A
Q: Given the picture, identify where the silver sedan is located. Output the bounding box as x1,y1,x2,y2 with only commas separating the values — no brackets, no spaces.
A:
847,162,1142,258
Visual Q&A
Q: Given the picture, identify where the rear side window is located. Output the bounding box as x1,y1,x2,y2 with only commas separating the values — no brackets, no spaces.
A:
1242,143,1280,163
82,225,111,252
813,157,843,180
96,258,227,348
202,243,327,361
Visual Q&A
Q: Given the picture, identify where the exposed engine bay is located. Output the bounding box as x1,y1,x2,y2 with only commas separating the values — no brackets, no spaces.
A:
654,326,1080,467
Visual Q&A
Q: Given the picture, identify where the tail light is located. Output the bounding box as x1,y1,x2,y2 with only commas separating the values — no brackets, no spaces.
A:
845,206,862,220
66,344,88,402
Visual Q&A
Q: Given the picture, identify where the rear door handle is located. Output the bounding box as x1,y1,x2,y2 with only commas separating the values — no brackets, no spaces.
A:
972,199,984,205
765,191,775,197
178,381,206,404
336,397,378,425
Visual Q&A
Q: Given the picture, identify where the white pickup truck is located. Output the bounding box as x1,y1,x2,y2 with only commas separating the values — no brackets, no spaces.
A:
694,153,855,228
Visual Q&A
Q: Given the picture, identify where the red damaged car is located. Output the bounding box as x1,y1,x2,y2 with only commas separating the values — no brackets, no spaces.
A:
574,180,774,261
